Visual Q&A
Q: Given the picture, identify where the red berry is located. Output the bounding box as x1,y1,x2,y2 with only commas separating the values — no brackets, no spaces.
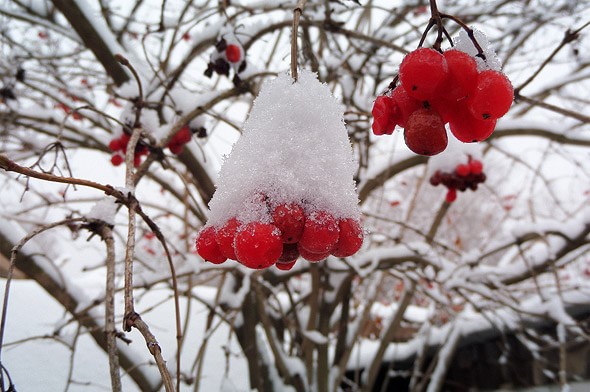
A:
215,217,242,260
173,125,192,144
276,260,296,271
299,211,340,254
331,219,363,257
272,203,305,243
468,70,513,120
110,154,124,166
234,222,282,269
196,226,227,264
469,159,483,174
372,95,398,135
448,105,497,143
404,108,448,156
298,243,331,263
225,44,241,63
445,188,457,203
279,243,300,262
390,86,422,128
133,154,142,167
440,50,478,101
455,163,470,177
168,142,184,155
109,138,122,152
399,48,448,101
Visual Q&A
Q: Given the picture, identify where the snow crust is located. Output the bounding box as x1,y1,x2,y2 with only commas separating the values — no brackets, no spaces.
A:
206,70,360,227
454,29,502,72
86,197,117,225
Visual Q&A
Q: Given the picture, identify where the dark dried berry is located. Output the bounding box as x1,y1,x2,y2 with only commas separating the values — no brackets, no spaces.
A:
215,38,227,52
16,68,25,82
196,127,207,138
204,64,214,78
0,87,15,100
213,58,230,76
238,61,247,73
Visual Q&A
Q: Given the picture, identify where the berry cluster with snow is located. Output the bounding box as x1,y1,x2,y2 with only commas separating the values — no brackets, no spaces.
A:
196,70,363,270
372,31,514,156
204,32,247,87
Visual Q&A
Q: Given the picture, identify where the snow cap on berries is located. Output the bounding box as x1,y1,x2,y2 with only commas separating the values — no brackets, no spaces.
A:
207,70,361,227
454,29,502,72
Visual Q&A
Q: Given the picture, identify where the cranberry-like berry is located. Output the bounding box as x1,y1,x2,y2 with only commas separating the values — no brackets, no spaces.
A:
215,217,242,260
298,243,331,262
399,48,448,101
455,163,470,177
225,44,241,63
276,260,296,271
390,85,423,128
196,226,227,264
109,139,122,152
404,108,448,156
441,50,478,101
299,210,340,254
279,243,300,262
469,159,483,175
372,95,397,135
449,105,496,143
234,222,283,269
168,143,184,155
272,203,305,243
331,218,364,257
445,188,457,203
468,70,514,120
174,126,192,144
111,154,124,166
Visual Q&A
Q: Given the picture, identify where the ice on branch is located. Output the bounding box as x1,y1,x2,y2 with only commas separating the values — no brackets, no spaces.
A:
87,198,117,225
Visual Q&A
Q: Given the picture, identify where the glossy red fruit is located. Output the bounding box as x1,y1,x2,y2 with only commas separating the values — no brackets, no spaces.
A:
468,70,513,120
455,163,470,177
469,159,483,174
108,139,122,152
226,44,241,63
441,50,478,101
449,105,496,143
299,210,340,254
196,226,227,264
216,217,242,260
279,243,300,262
168,142,184,155
174,126,192,144
110,154,124,166
276,260,296,271
331,218,364,257
445,188,457,203
399,48,448,101
272,203,305,243
234,222,282,269
404,108,448,156
390,86,423,128
298,243,331,262
372,95,398,135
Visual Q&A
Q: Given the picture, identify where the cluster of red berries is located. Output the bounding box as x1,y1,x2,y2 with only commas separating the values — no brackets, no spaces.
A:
429,157,486,203
204,38,246,87
372,48,513,155
195,199,364,271
108,132,149,167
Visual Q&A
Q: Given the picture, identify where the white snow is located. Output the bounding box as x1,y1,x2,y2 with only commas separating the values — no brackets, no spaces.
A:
86,197,117,225
454,29,502,72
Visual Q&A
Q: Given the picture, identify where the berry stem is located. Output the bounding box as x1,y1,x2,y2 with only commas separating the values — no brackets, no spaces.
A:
439,13,487,61
291,0,308,82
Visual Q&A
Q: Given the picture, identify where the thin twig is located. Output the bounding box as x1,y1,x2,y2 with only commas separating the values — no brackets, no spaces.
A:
291,0,308,81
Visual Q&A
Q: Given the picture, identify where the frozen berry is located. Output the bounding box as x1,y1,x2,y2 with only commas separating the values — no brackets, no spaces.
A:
372,95,397,135
404,108,448,156
226,44,241,63
468,70,513,120
109,139,122,152
298,244,331,262
449,105,496,143
272,203,305,243
215,218,242,260
445,188,457,203
168,142,184,155
234,222,282,269
196,226,227,264
441,50,478,101
276,260,296,271
299,210,340,254
455,163,470,177
331,218,363,257
399,48,448,101
173,126,192,144
110,154,124,166
469,159,483,174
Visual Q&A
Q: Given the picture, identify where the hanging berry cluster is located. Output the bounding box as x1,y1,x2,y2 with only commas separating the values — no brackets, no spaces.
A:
107,124,204,167
196,197,363,271
429,156,486,203
371,5,514,156
204,36,247,87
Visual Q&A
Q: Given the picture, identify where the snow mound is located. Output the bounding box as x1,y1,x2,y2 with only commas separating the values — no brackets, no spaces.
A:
207,70,360,227
454,29,502,72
